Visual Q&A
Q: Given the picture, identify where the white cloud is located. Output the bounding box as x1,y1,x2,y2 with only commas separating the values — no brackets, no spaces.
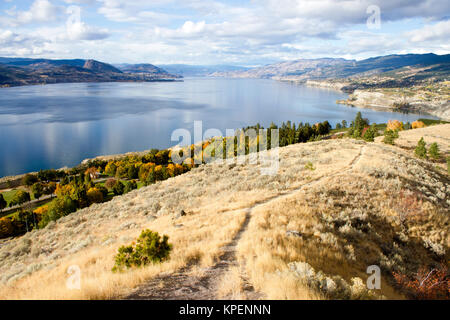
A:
66,6,110,40
10,0,64,26
1,0,449,64
408,20,450,42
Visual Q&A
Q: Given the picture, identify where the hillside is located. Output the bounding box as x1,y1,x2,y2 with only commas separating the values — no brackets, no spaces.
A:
210,58,352,79
115,63,180,78
0,125,448,300
212,54,450,81
0,58,179,87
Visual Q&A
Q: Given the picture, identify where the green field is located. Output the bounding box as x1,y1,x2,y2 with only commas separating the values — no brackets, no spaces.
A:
0,188,36,207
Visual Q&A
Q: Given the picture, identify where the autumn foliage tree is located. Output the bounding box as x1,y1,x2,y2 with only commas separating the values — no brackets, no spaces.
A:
387,120,404,132
393,264,449,300
412,120,426,129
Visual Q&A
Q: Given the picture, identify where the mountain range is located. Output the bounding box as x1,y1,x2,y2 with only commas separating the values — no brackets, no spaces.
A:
0,58,179,87
210,53,450,82
158,64,250,77
1,53,449,88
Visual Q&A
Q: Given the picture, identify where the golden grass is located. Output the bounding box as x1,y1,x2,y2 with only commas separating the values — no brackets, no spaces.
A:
0,126,448,300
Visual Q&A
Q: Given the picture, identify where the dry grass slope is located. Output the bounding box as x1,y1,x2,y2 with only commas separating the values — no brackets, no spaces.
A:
0,126,448,300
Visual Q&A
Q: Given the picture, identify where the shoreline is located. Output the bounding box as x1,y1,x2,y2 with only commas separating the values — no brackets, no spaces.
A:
0,78,183,89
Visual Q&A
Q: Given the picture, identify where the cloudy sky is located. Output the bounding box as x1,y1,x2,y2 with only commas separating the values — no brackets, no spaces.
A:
0,0,449,66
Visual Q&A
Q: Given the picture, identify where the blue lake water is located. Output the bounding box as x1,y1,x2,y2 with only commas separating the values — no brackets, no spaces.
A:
0,78,436,177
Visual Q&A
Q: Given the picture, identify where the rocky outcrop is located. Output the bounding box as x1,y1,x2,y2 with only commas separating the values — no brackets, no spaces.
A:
343,88,450,120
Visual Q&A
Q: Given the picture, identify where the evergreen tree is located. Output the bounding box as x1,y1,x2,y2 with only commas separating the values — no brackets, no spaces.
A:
428,142,440,160
415,137,427,159
382,130,399,145
31,182,44,199
0,194,6,212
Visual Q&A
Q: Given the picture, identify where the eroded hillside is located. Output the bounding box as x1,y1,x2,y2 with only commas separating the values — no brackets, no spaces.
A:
0,126,448,300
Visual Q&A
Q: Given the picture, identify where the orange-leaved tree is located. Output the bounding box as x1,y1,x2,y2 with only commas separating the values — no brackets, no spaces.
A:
393,264,449,300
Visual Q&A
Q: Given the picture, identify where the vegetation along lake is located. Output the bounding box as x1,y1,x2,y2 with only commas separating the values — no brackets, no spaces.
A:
0,77,437,177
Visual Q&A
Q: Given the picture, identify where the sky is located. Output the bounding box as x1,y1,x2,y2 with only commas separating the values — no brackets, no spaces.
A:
0,0,449,66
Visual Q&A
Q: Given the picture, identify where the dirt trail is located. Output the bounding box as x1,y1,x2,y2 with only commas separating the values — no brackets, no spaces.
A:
124,145,366,300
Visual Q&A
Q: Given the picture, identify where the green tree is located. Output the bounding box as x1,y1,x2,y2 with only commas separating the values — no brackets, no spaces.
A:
382,130,399,145
43,182,57,198
95,184,109,198
124,180,137,194
127,166,139,180
9,190,31,207
415,137,428,159
0,194,6,212
363,124,377,142
31,182,44,199
145,167,156,185
22,174,38,186
72,185,89,208
113,181,125,196
39,196,77,228
341,120,347,128
428,143,440,160
349,112,369,138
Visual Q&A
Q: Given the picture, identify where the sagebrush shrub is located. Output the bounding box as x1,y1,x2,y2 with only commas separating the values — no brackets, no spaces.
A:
112,229,172,272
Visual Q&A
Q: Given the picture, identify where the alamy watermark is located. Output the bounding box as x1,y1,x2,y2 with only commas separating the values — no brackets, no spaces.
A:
367,5,381,30
66,265,81,290
171,121,280,175
366,265,381,290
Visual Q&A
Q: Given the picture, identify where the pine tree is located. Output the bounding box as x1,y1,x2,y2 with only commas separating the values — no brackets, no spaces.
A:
0,194,6,212
382,130,399,145
428,142,440,160
415,137,427,159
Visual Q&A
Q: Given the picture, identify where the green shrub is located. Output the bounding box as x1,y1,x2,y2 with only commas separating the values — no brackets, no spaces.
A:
112,229,172,272
447,157,450,174
305,161,315,171
105,178,117,190
428,142,440,160
382,130,399,145
415,137,427,159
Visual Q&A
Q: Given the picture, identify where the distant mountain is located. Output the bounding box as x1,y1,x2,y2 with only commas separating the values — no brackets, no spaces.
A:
211,58,353,79
158,64,250,77
0,58,179,87
0,57,86,68
211,53,450,81
115,63,179,78
84,59,122,73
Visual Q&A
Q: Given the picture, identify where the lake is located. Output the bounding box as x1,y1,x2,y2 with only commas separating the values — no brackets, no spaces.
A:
0,78,436,177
